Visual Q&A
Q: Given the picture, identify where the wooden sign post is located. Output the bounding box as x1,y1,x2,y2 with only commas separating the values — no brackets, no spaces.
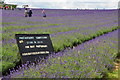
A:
15,34,54,63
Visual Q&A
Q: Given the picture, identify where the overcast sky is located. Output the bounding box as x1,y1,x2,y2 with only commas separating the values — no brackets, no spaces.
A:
3,0,120,9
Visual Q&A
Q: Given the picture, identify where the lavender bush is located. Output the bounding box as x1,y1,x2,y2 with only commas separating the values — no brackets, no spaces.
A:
3,30,118,78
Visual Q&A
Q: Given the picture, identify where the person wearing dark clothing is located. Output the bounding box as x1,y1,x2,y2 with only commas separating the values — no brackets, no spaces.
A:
28,9,33,17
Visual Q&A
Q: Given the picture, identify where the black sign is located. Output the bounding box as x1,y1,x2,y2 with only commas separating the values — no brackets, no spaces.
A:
15,34,54,63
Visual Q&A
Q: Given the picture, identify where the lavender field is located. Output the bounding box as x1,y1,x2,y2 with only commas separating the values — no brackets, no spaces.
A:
4,29,118,78
2,9,119,78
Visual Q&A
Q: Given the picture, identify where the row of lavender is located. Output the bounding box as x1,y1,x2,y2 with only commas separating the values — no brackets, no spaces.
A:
2,9,118,46
3,29,118,78
2,9,118,75
2,9,117,41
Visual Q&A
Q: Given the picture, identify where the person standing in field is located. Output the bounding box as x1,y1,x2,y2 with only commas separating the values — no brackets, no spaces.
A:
5,5,9,10
28,9,33,17
42,10,46,19
24,8,28,17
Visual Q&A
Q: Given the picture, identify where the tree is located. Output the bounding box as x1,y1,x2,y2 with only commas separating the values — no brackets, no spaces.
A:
0,0,5,4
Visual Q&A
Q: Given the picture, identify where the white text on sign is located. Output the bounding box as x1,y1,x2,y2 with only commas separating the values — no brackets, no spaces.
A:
25,45,48,48
22,51,49,56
